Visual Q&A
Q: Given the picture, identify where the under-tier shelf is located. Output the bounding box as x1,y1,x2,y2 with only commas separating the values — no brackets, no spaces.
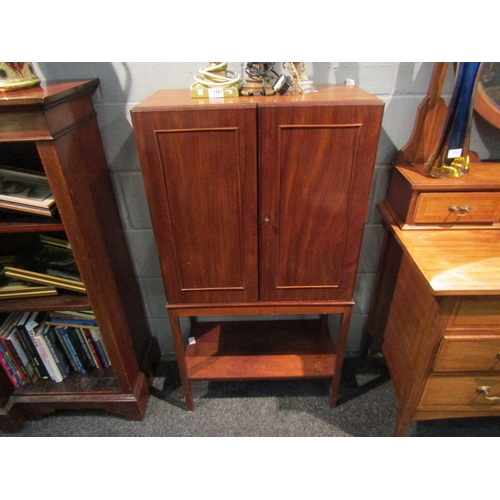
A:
13,367,118,396
186,319,336,381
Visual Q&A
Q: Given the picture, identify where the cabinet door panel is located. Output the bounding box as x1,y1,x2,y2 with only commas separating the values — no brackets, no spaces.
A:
133,107,258,304
259,104,382,301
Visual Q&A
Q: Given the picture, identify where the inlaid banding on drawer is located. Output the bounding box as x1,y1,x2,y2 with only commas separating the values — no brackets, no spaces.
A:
414,192,500,224
434,335,500,372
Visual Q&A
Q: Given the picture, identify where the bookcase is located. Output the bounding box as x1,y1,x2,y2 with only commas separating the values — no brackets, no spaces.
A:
0,79,159,432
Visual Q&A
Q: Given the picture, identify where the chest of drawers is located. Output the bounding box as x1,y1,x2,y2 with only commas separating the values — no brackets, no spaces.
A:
379,222,500,435
367,163,500,436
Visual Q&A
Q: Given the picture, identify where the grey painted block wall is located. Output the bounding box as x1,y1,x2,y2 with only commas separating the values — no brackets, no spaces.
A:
33,62,500,353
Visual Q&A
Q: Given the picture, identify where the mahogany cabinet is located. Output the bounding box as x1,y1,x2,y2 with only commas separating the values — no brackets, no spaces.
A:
0,80,159,432
132,85,384,409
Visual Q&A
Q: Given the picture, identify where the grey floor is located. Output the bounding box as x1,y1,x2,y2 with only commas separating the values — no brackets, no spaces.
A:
2,355,500,437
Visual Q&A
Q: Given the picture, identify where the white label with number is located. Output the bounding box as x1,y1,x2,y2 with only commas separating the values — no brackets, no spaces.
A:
208,88,224,98
448,148,462,158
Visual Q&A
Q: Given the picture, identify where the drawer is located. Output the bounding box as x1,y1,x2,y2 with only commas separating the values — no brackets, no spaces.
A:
433,335,500,372
447,297,500,329
414,192,500,224
419,374,500,407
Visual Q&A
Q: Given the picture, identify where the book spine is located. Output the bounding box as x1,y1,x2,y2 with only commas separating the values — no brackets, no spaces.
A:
67,328,92,371
75,329,96,368
0,350,21,387
15,326,47,381
54,327,86,375
0,333,30,384
42,327,70,379
27,323,63,383
89,328,111,368
0,343,23,387
0,336,28,385
4,333,33,384
52,310,95,320
80,328,102,369
48,318,98,328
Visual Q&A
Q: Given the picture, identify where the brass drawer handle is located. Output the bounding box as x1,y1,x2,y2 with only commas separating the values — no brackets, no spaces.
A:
477,386,500,402
449,205,471,216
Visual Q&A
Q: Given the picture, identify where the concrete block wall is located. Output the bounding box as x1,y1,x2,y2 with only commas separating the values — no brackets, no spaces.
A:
33,62,500,354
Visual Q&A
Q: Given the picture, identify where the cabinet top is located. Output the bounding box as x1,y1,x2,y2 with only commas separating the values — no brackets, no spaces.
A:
387,214,500,296
132,84,383,112
0,79,100,108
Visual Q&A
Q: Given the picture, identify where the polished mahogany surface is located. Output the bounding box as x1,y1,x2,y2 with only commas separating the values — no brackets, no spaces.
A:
132,85,384,410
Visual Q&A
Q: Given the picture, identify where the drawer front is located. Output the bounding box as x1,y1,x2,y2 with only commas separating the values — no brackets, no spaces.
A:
419,374,500,408
434,335,500,372
447,297,500,329
414,192,500,224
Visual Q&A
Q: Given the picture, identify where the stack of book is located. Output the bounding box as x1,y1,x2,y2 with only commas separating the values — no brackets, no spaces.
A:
0,235,85,299
0,310,111,387
0,167,56,217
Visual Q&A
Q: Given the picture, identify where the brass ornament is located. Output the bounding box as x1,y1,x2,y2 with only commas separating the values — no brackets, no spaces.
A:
0,63,40,92
283,62,315,94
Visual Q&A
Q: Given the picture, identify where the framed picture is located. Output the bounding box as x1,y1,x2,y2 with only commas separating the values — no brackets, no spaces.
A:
3,235,85,293
0,255,58,298
475,62,500,129
0,279,58,299
0,167,55,210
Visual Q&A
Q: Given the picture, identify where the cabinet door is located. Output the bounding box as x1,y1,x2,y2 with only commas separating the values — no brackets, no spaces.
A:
133,105,259,304
259,103,382,301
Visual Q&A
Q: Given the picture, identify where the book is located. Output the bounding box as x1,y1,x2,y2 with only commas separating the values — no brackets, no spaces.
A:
52,310,95,320
67,327,94,372
42,326,71,379
0,312,22,338
88,328,111,368
0,350,21,387
30,323,64,382
54,327,87,375
80,328,102,369
6,328,39,383
0,167,56,215
4,235,85,293
0,342,25,387
47,317,98,328
2,328,32,384
4,343,30,384
0,314,25,387
29,320,64,383
15,311,50,381
74,328,96,369
0,312,29,384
